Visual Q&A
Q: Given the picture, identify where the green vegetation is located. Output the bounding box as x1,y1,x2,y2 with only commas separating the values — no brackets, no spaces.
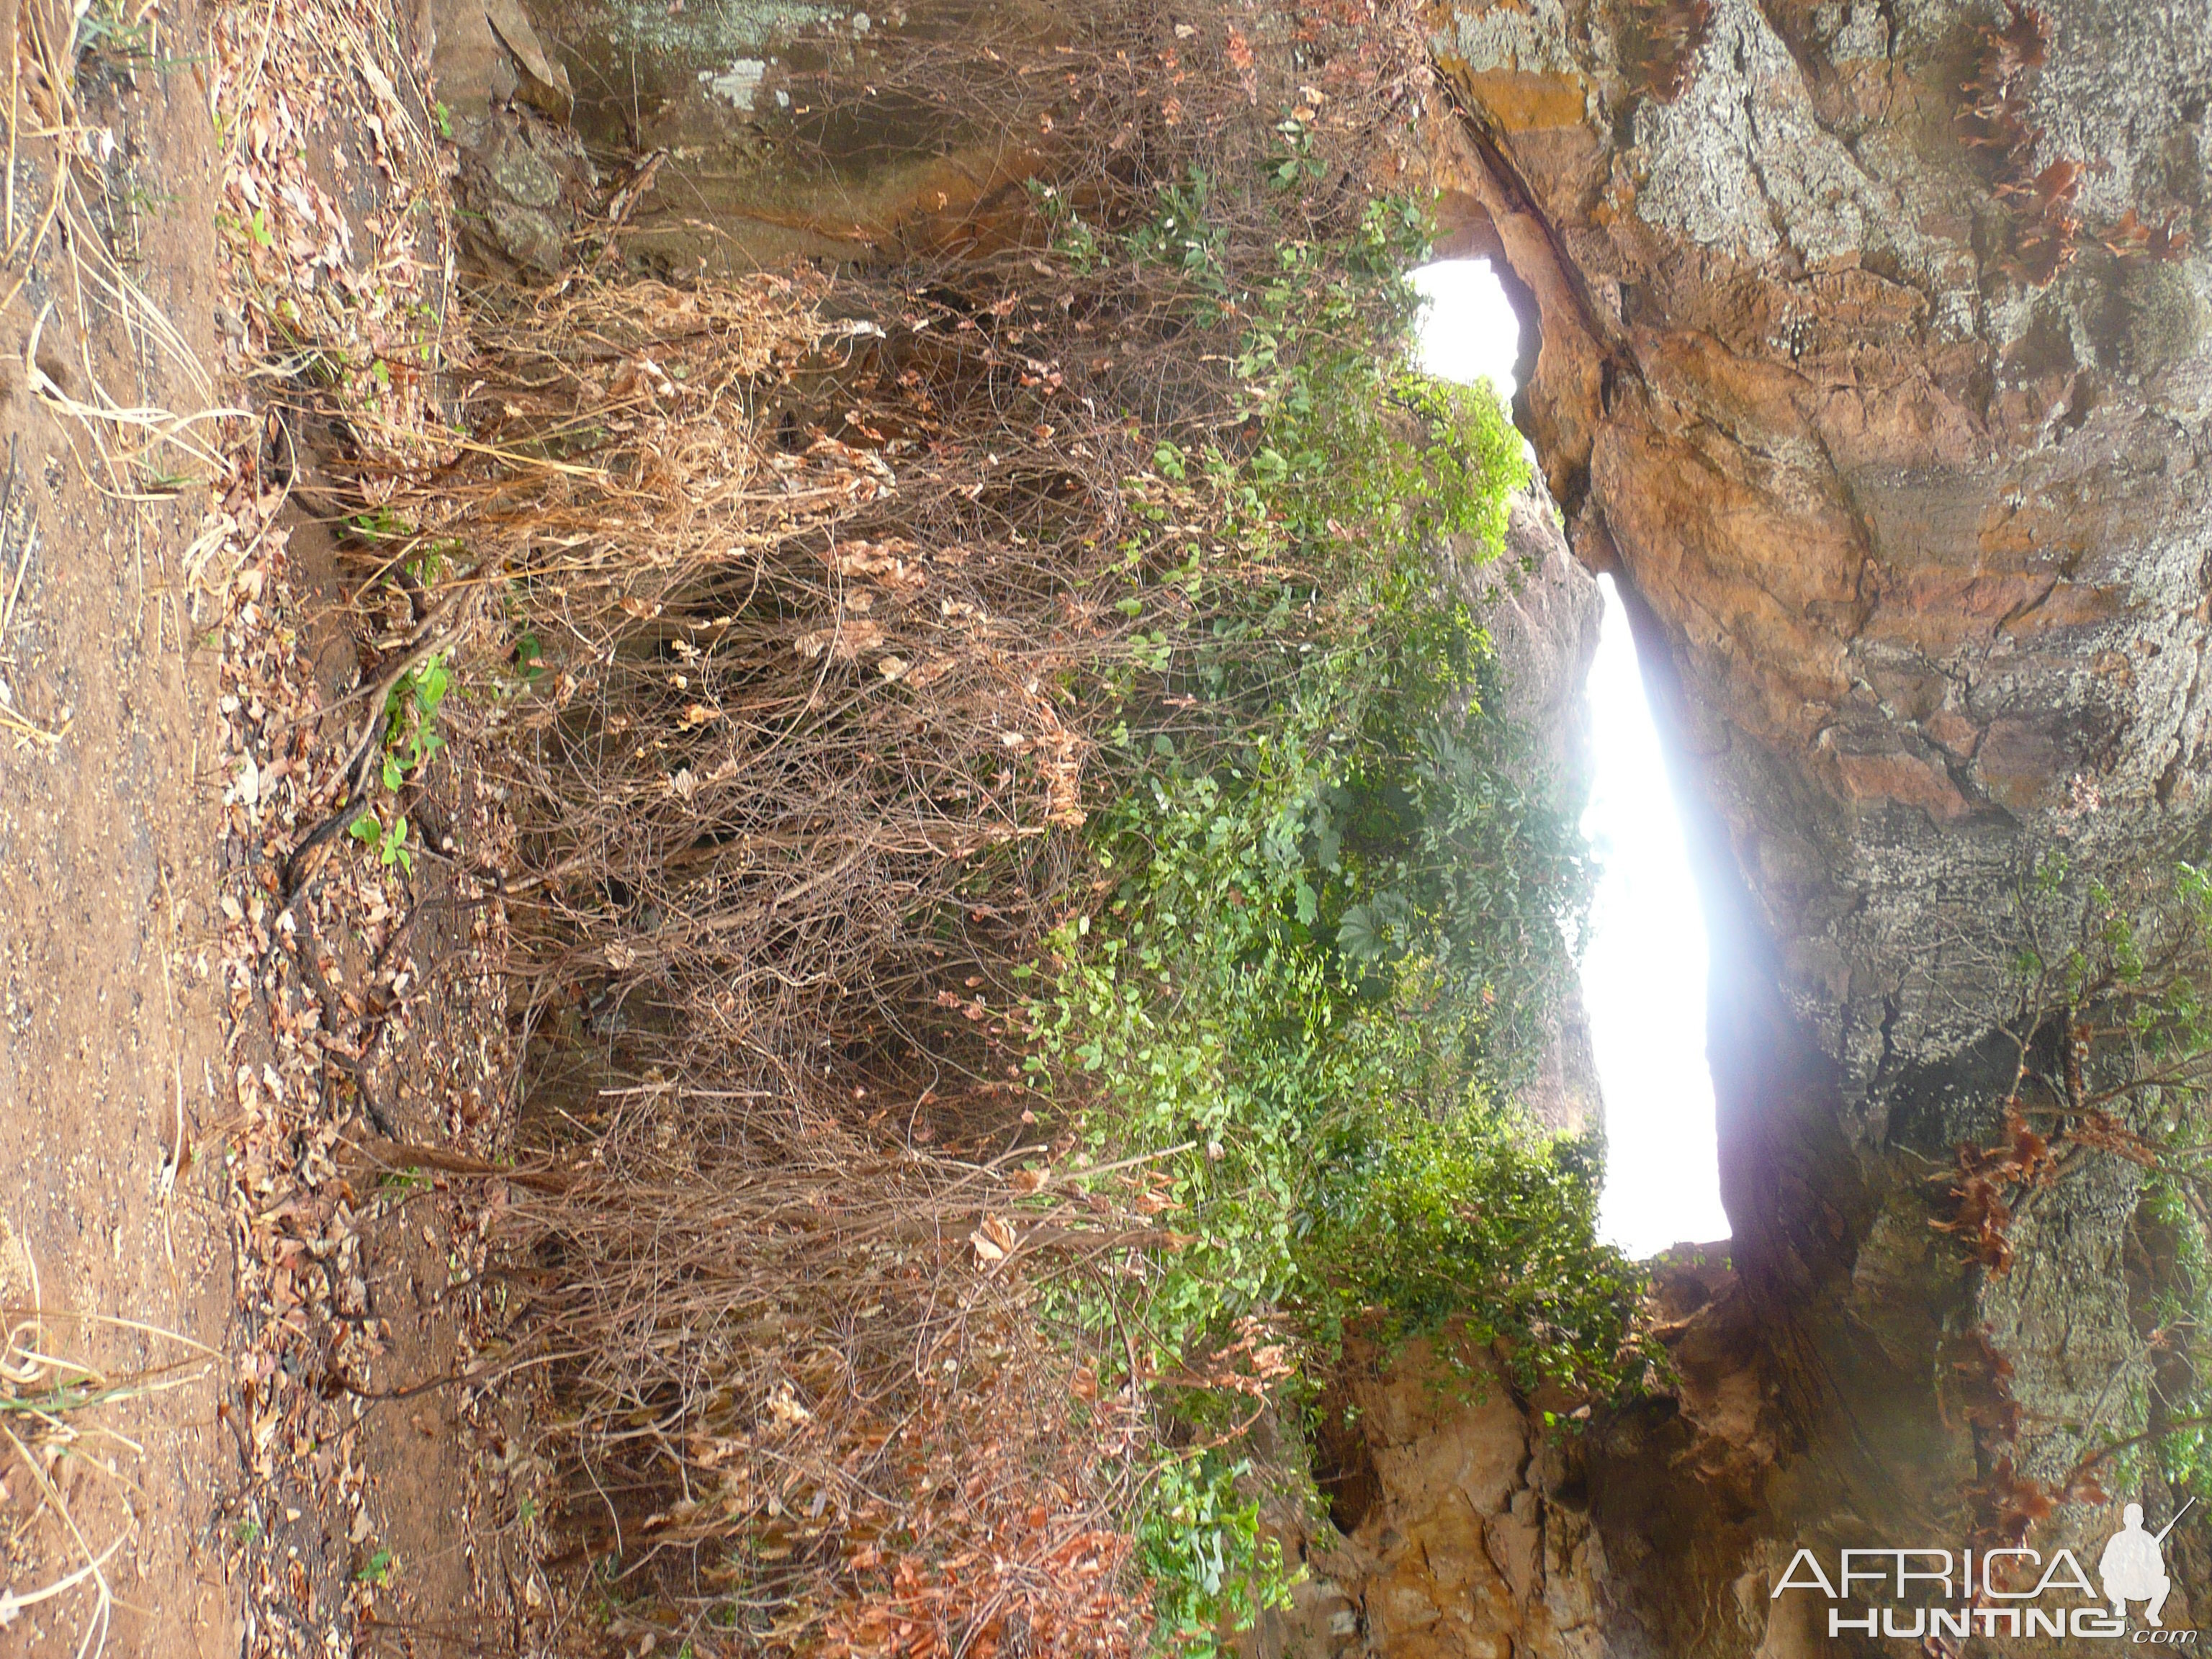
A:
73,0,194,82
1968,854,2212,1507
2072,863,2212,1501
347,649,450,875
1015,181,1645,1641
379,651,451,788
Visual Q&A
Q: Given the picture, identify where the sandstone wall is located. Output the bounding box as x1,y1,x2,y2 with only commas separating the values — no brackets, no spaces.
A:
1367,0,2212,1652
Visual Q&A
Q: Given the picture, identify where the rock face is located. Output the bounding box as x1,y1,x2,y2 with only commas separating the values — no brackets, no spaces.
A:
1259,1335,1625,1659
433,0,595,272
518,0,1062,273
1327,0,2212,1654
1464,482,1609,1138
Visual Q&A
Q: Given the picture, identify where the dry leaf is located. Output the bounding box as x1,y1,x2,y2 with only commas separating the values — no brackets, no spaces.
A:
969,1213,1017,1265
794,620,886,661
766,1384,813,1426
907,657,958,688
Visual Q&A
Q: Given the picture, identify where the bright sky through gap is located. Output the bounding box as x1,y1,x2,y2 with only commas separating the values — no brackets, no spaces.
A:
1409,260,1521,396
1411,261,1730,1259
1581,579,1730,1254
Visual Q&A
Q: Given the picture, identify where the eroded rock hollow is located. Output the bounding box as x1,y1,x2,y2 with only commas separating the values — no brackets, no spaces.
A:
1289,0,2212,1653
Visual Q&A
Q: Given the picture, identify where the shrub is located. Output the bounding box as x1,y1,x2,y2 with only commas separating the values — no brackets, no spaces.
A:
320,0,1653,1648
1024,290,1643,1636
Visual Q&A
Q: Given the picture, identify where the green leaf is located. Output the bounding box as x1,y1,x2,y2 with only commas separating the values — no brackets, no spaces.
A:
1336,903,1381,963
381,816,410,871
413,654,450,714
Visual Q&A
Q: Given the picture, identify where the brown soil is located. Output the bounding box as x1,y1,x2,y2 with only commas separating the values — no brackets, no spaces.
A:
0,1,524,1654
0,7,237,1651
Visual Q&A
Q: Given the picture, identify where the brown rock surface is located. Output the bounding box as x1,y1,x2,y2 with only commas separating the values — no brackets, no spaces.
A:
1318,0,2212,1653
433,0,594,272
1264,1333,1623,1659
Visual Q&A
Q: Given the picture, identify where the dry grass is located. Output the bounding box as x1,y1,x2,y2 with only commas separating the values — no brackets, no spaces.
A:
254,1,1440,1650
407,268,1120,1067
0,1228,215,1659
0,0,243,755
9,0,240,500
488,1085,1157,1654
389,258,1158,1653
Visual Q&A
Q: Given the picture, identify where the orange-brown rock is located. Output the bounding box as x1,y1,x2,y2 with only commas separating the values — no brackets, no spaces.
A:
1308,0,2212,1653
1262,1331,1623,1659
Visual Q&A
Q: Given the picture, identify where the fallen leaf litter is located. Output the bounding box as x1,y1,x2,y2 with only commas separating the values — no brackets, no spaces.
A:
202,0,541,1647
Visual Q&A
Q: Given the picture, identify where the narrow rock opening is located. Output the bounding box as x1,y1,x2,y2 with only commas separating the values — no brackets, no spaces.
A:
1308,1393,1384,1537
1413,259,1727,1259
1580,575,1729,1257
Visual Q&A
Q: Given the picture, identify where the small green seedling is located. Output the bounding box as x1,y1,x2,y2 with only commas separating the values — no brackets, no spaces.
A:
350,505,410,541
369,650,452,796
350,809,413,874
387,652,450,762
405,539,459,587
507,626,547,686
351,642,451,880
356,1547,394,1585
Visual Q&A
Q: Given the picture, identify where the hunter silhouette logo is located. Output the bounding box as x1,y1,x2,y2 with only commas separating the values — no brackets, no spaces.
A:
2101,1500,2193,1628
1773,1496,2201,1642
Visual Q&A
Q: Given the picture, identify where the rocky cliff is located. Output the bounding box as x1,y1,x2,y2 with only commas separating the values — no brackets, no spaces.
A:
1313,0,2212,1653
